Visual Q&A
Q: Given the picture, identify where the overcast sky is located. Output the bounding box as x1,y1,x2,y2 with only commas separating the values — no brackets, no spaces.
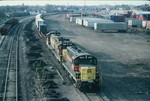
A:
0,0,149,6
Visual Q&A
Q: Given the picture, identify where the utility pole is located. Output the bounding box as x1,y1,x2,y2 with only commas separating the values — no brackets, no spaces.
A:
84,0,86,11
114,1,116,10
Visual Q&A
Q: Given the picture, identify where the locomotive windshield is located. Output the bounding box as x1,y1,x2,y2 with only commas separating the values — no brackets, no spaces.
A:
74,55,97,65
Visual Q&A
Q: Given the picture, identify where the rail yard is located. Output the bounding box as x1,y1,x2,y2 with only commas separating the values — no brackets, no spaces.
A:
0,2,150,101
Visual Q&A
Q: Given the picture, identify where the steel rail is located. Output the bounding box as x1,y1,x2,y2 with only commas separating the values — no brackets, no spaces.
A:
2,24,21,101
84,93,105,101
16,25,21,101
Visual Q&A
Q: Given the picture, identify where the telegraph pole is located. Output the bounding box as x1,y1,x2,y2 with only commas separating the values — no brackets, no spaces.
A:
84,0,86,11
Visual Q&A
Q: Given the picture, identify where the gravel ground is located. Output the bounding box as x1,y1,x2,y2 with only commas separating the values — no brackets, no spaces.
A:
22,18,86,101
44,14,150,101
0,17,34,100
0,16,88,101
0,28,12,100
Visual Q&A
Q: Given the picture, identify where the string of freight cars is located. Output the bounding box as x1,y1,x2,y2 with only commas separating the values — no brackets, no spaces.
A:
67,14,128,32
0,18,19,35
35,14,102,92
67,12,150,31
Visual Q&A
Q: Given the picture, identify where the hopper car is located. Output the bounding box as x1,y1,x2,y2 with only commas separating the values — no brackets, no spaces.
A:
0,18,19,35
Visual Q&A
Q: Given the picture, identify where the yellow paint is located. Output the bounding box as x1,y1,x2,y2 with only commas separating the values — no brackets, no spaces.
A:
81,67,96,80
51,35,59,49
62,49,67,60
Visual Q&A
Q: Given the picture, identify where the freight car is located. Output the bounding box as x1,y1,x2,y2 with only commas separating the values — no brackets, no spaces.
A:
35,14,47,35
0,25,12,35
94,22,128,32
0,18,19,35
128,19,142,28
5,18,19,25
110,15,125,22
46,31,102,92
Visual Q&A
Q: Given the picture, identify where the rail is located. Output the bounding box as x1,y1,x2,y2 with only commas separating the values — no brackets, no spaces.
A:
35,21,106,101
83,92,107,101
2,24,21,101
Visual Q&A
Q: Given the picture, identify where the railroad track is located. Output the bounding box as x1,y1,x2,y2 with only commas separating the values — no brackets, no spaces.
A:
34,21,108,101
36,31,105,101
74,87,105,101
84,93,104,101
2,24,22,101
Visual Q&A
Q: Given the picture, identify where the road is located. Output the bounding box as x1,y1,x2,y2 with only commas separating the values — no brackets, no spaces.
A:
45,14,150,101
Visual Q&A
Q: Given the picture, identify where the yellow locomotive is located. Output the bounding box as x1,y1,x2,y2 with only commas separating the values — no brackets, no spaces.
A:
46,31,102,92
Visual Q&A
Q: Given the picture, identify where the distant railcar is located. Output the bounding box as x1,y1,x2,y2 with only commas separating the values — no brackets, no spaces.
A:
0,18,19,35
35,14,47,35
5,18,19,26
110,15,125,22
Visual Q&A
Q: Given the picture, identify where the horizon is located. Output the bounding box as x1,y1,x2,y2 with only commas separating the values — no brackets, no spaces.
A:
0,0,149,6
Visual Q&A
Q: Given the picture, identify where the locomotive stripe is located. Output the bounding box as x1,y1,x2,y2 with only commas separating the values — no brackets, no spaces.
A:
57,50,63,54
66,55,72,62
72,65,80,70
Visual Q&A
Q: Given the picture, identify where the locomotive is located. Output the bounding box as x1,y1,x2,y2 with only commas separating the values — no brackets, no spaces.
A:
46,31,102,92
35,14,102,92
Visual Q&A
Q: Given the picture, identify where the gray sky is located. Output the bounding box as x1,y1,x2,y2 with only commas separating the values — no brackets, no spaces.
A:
0,0,149,6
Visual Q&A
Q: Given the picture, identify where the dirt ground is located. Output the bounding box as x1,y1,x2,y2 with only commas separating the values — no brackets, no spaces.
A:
44,14,150,101
1,14,149,101
22,18,86,101
0,16,91,101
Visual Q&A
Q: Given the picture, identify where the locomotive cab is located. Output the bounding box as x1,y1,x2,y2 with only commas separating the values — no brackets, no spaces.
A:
73,55,101,91
46,31,61,46
64,46,101,92
73,55,97,80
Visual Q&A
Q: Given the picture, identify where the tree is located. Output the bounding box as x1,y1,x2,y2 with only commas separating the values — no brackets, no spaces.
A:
45,4,54,13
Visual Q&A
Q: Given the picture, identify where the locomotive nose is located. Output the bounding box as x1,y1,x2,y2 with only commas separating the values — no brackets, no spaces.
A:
80,66,96,81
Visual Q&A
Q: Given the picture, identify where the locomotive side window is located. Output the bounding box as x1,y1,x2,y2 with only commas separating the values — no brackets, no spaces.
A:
74,59,79,65
93,58,97,65
58,45,62,50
